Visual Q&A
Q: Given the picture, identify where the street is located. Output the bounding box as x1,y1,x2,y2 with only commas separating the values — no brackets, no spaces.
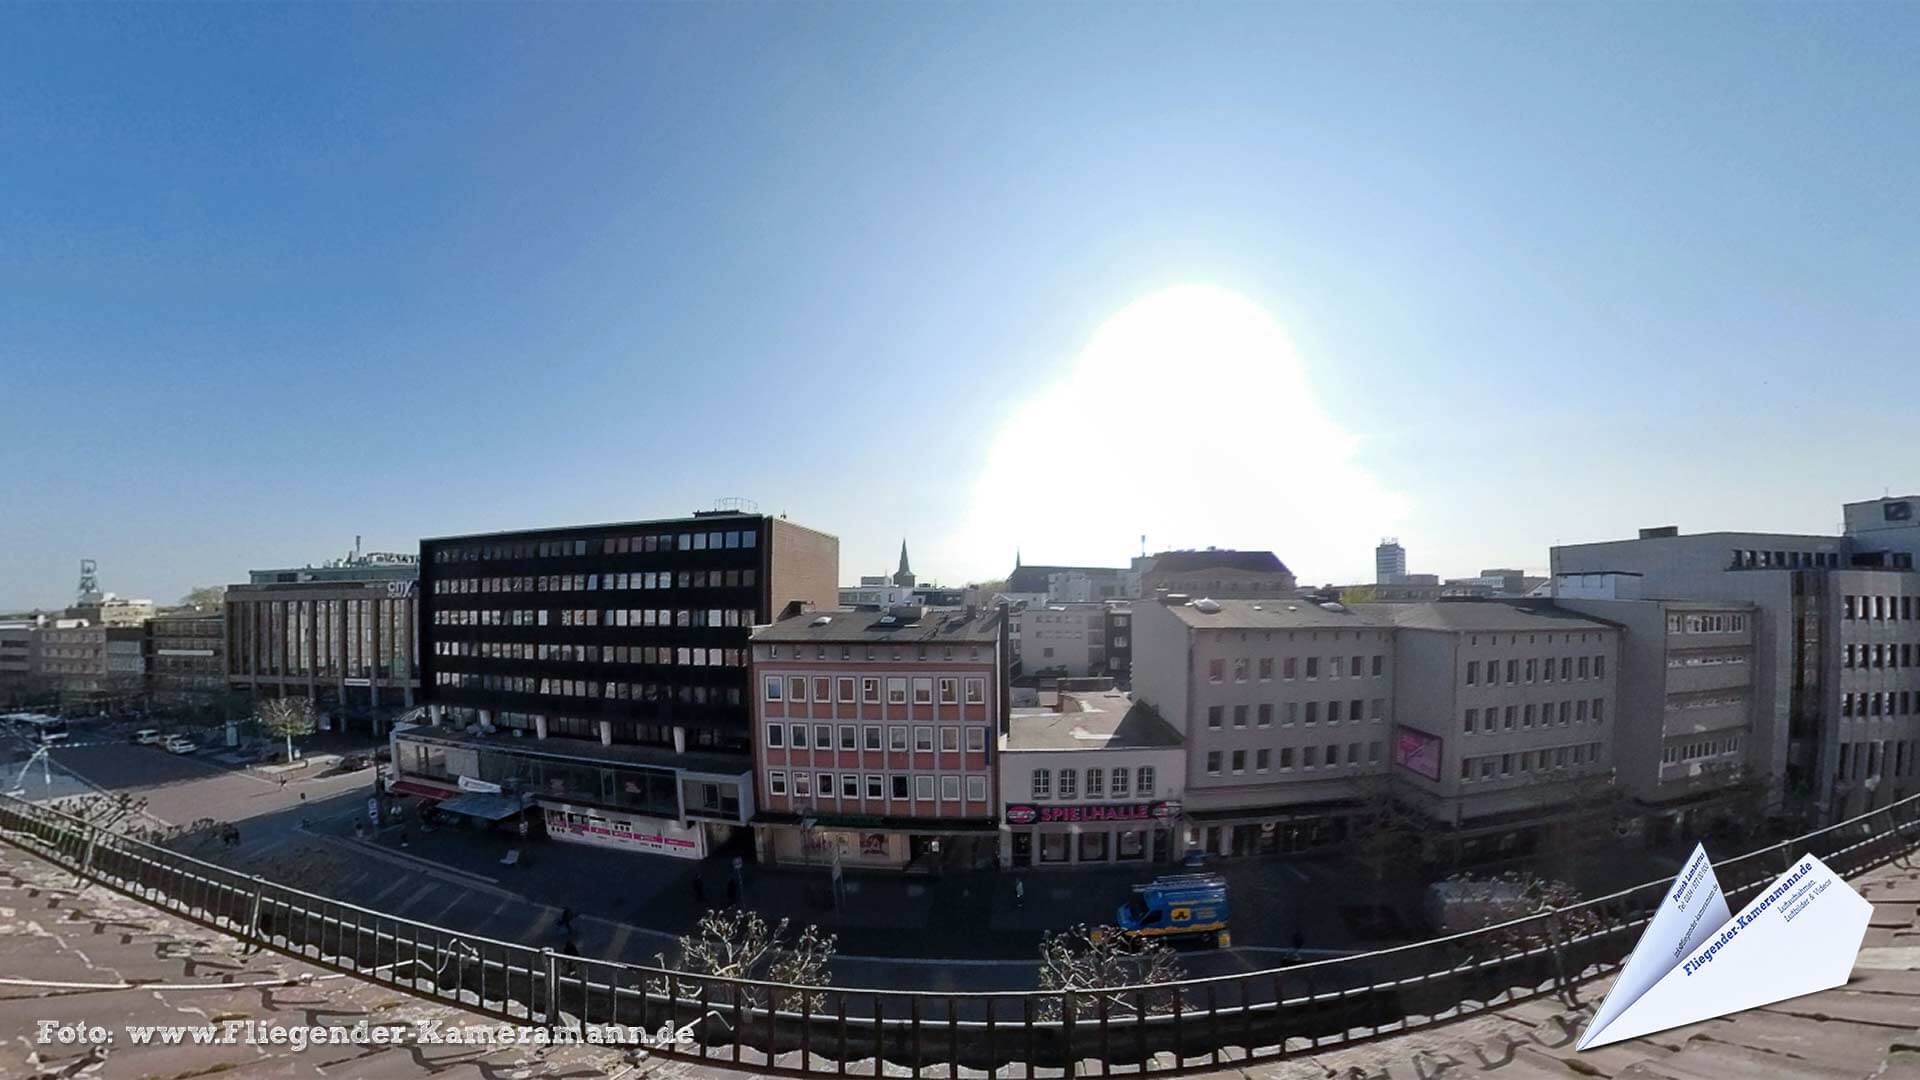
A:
9,734,1683,992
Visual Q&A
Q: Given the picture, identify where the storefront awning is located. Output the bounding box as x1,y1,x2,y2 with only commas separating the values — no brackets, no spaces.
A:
437,792,527,821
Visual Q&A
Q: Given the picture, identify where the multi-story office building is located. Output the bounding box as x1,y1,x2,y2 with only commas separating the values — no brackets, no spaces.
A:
1376,539,1407,585
748,604,1006,871
999,688,1184,868
1131,595,1395,857
1002,559,1133,604
35,625,146,701
1105,603,1133,684
394,511,838,861
66,595,157,628
1140,549,1296,599
1012,601,1114,678
1555,573,1756,829
1380,601,1620,854
1553,496,1920,820
0,626,41,704
226,552,421,729
146,609,228,701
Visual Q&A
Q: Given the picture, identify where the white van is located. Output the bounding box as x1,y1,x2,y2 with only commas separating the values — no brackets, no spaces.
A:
133,729,163,745
162,735,197,754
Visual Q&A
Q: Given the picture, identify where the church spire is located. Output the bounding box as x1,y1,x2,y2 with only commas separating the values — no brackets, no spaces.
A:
894,540,916,589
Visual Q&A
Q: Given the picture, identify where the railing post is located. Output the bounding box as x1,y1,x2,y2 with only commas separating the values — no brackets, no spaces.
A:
245,874,266,943
543,948,559,1030
74,823,100,889
1544,909,1579,1008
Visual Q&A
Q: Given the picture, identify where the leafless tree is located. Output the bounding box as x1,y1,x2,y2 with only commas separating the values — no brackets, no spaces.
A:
180,585,227,611
1036,924,1186,1021
258,697,316,764
49,791,149,833
651,908,837,1011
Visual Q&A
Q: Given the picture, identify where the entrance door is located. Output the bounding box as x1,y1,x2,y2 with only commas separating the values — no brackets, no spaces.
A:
1011,831,1033,868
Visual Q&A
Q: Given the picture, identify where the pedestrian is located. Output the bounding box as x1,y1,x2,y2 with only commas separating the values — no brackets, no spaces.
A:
399,830,409,849
1015,878,1025,909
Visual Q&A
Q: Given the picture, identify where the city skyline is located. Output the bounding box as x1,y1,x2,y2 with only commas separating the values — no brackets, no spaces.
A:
5,4,1917,608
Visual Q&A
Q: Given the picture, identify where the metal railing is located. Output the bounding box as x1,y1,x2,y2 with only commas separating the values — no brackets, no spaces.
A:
2,789,1917,1077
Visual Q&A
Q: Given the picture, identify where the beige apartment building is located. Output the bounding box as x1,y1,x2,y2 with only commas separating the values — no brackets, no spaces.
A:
1139,549,1296,599
1131,595,1395,857
1381,601,1620,857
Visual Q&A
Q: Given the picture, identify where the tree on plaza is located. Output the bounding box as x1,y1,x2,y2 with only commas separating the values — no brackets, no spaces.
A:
258,696,317,764
1036,924,1187,1021
50,791,149,832
1351,774,1426,881
652,907,837,1011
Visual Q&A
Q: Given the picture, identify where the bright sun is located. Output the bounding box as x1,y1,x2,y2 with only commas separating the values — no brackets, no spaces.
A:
937,284,1406,584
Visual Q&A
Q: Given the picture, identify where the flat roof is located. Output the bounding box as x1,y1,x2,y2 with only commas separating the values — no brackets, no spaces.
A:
1367,600,1619,633
752,607,1003,644
422,511,773,545
1157,597,1388,630
393,723,750,777
1006,691,1183,751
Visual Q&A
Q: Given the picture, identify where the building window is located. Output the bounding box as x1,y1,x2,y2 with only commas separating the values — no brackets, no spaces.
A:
1257,703,1273,727
1258,657,1274,681
1205,751,1222,775
941,775,961,801
1233,657,1250,682
866,775,883,799
1233,704,1249,728
768,771,787,796
840,725,857,751
1306,657,1320,679
865,726,882,751
940,727,960,753
965,726,985,753
766,724,784,748
891,775,908,799
886,678,908,704
1465,661,1477,685
913,678,933,704
964,678,986,703
914,726,933,752
1372,655,1383,676
1283,657,1297,679
838,677,856,701
790,724,808,749
1208,706,1223,729
1086,769,1105,798
842,775,859,799
1231,749,1246,774
764,676,783,701
1464,708,1477,734
794,772,811,797
938,678,958,703
1111,768,1130,797
966,775,987,802
1032,768,1051,798
1059,769,1078,799
1137,765,1155,794
813,677,831,702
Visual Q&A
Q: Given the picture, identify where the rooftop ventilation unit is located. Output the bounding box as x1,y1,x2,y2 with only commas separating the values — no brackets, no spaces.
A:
1320,601,1347,612
1190,597,1222,614
810,615,833,626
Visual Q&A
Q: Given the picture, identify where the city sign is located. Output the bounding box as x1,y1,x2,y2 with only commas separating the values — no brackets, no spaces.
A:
385,580,418,598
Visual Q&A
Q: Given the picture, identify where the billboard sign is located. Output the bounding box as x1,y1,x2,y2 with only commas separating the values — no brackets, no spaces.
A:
1394,726,1444,781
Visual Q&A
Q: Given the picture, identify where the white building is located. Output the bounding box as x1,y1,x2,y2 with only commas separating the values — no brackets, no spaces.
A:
999,689,1185,867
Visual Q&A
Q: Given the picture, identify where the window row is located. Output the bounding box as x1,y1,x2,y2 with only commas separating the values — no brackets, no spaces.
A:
434,530,759,563
432,608,756,628
1835,738,1920,783
1208,654,1385,683
1206,698,1385,729
434,568,758,594
1206,742,1381,775
763,643,987,663
1662,735,1741,764
1667,651,1749,669
1844,595,1919,621
1733,548,1837,571
1461,742,1602,781
765,722,987,754
765,674,986,705
1841,691,1920,718
1465,655,1605,686
1667,613,1751,634
1030,765,1154,800
433,671,743,706
1844,643,1918,670
766,770,987,803
436,640,745,667
1462,699,1605,734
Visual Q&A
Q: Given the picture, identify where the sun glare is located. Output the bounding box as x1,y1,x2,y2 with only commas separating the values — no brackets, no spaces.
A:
940,284,1405,583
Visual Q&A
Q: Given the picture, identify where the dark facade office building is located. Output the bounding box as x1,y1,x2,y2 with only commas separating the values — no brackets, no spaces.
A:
397,510,838,860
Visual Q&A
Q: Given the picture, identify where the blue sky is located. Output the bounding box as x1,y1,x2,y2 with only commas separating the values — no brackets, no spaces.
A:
3,3,1916,609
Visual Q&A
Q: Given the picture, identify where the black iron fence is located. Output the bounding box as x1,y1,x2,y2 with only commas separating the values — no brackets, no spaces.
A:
3,789,1917,1076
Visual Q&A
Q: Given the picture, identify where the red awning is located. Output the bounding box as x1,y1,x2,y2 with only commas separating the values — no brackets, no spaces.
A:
389,780,453,800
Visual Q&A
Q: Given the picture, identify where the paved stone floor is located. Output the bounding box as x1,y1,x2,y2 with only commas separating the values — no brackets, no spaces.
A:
4,837,1919,1079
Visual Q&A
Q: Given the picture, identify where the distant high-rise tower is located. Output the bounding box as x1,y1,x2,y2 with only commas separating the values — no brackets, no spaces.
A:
1375,539,1407,585
893,540,916,589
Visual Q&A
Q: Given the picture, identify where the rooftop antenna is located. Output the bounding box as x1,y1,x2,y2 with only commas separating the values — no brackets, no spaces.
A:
1140,534,1147,558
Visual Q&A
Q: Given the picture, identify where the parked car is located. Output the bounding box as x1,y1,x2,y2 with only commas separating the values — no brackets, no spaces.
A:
162,735,197,754
133,729,163,745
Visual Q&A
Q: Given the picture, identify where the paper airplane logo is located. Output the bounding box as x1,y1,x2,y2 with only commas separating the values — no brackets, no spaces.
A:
1578,845,1871,1050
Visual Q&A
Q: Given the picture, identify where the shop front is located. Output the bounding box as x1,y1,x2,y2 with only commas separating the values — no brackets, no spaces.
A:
1004,800,1179,868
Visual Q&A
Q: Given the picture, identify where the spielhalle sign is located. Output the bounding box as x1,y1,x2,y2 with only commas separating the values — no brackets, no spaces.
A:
1004,801,1177,826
